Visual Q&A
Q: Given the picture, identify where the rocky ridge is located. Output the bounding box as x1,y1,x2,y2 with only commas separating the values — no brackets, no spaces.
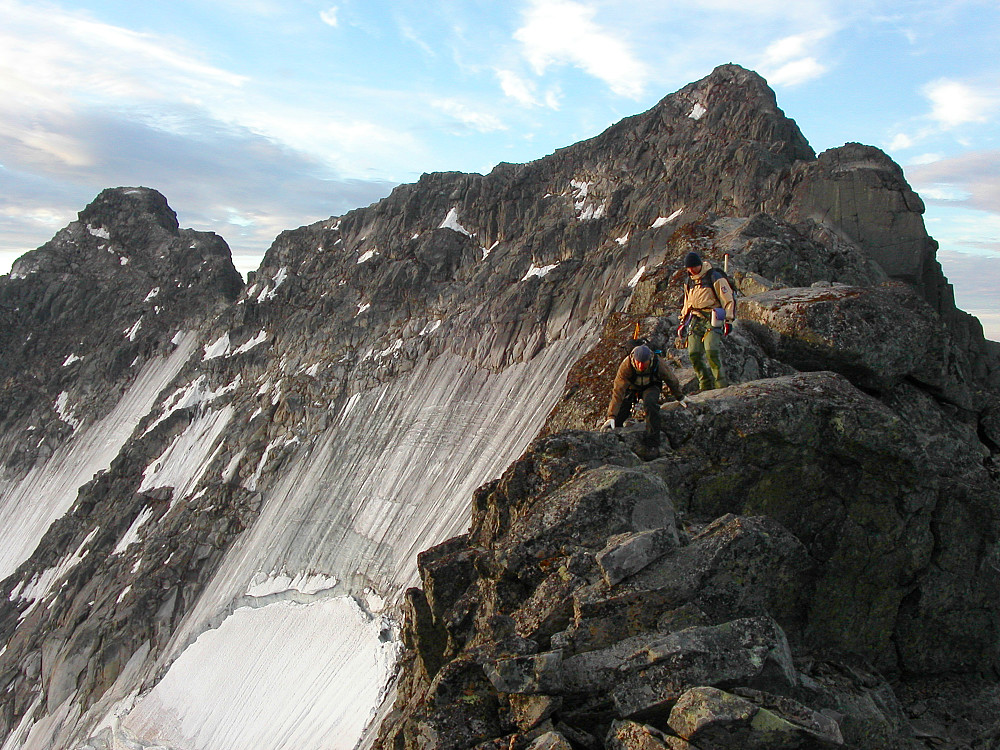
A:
0,64,997,750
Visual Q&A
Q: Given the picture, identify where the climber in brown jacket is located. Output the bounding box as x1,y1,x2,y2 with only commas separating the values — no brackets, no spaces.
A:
601,344,686,438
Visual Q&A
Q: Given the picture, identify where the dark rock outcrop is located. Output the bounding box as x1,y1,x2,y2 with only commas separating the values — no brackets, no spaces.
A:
377,386,998,748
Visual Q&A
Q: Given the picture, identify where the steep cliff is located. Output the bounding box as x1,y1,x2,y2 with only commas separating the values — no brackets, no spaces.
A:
0,64,997,750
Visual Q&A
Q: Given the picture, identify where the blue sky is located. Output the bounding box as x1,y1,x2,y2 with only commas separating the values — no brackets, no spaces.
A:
1,0,998,337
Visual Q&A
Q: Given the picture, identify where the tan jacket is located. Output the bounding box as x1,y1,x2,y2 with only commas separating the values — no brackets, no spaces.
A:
607,353,684,418
681,261,736,322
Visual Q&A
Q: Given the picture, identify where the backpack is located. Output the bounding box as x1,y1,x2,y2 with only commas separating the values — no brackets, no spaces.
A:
688,266,738,319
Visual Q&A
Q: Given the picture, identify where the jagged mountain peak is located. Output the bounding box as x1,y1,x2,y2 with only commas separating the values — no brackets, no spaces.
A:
0,189,243,480
79,186,181,235
9,187,239,294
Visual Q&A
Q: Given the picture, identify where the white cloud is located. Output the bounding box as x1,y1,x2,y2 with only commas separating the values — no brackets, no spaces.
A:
766,57,827,87
757,28,832,87
496,69,539,107
919,185,972,202
889,133,914,151
0,2,248,172
909,150,1000,214
514,0,648,98
433,99,507,133
320,7,339,28
397,19,435,57
922,78,997,129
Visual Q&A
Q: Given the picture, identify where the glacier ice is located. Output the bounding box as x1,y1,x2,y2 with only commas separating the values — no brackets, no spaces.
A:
96,330,594,750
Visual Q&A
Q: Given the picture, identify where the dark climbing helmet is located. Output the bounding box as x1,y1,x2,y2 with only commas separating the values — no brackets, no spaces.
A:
683,251,702,268
631,344,653,372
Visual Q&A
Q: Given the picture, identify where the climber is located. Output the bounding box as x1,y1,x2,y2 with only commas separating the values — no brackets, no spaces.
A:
601,344,685,440
675,251,735,391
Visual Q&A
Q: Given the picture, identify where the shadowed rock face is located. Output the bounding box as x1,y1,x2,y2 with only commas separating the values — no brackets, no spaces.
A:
0,64,998,750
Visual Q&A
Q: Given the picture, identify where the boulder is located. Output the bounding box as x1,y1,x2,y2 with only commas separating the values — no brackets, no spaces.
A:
550,603,708,658
667,686,843,749
509,694,563,732
714,213,887,290
418,535,483,625
622,515,814,642
526,732,574,750
612,616,797,718
503,466,678,553
651,372,999,671
739,282,971,402
782,144,935,295
484,651,563,695
408,658,504,750
606,720,671,750
596,528,680,586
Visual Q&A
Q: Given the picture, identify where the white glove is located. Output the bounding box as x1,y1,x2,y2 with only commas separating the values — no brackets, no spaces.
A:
600,418,616,432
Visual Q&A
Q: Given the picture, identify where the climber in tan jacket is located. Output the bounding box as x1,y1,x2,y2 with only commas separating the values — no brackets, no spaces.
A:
677,251,735,391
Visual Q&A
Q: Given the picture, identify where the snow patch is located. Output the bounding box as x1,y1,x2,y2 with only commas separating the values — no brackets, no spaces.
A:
54,392,81,430
419,320,442,336
10,527,100,605
651,208,684,228
124,318,142,342
522,262,560,281
143,375,242,436
244,435,298,493
62,353,82,367
221,450,246,484
232,330,267,356
357,302,371,316
87,224,110,240
144,287,161,302
113,507,155,556
483,240,499,260
439,207,472,237
689,103,707,120
257,267,289,302
629,265,647,288
374,338,404,360
616,232,630,246
123,596,400,750
571,180,607,220
357,248,379,264
203,333,230,360
139,407,234,500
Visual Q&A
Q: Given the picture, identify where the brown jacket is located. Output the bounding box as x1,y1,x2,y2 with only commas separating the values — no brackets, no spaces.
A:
680,261,736,322
607,353,684,418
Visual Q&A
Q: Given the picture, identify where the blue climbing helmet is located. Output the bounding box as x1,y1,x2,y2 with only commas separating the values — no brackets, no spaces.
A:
631,344,653,372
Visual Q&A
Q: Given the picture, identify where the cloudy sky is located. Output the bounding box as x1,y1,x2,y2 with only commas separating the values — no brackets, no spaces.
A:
2,0,998,337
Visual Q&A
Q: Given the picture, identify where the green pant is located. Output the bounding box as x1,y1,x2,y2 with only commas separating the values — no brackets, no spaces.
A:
687,316,728,391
